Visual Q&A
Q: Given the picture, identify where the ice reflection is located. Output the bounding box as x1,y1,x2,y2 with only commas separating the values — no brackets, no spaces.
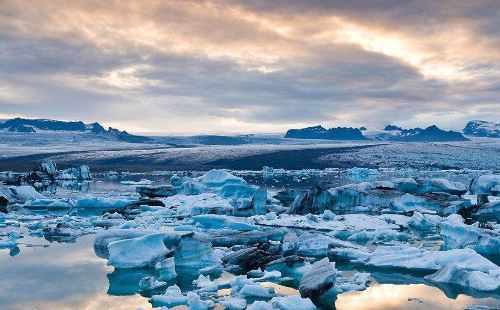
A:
0,234,153,310
336,284,500,310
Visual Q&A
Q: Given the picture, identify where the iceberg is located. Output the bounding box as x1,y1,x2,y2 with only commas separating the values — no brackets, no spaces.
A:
24,197,75,209
287,186,335,215
76,195,138,209
107,233,173,268
425,263,500,292
196,169,247,188
56,165,91,180
0,230,21,248
270,295,319,310
0,185,45,204
193,214,259,231
150,285,189,308
155,257,177,281
471,174,500,205
174,232,222,272
440,214,500,255
299,258,336,298
359,245,500,273
136,185,176,198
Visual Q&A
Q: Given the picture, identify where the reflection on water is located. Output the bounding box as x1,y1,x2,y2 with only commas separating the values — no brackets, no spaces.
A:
336,284,500,310
0,233,154,310
2,169,500,309
25,169,479,200
1,231,500,310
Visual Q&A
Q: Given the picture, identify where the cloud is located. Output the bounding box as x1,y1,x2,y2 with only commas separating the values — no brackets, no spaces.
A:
0,0,499,133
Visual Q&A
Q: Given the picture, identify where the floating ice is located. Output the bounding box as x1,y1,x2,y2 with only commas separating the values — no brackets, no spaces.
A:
299,258,336,298
440,214,500,256
359,245,500,273
425,263,500,292
173,232,222,273
24,197,74,209
0,230,21,248
107,233,173,268
0,185,44,204
193,214,259,231
76,195,138,209
287,186,335,215
155,257,177,281
136,185,176,198
121,179,153,186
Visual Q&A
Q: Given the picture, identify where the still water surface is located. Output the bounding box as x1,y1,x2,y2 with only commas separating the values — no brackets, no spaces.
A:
1,170,500,309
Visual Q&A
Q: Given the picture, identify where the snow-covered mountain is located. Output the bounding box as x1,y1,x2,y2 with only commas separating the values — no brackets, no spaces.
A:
387,125,468,142
284,125,368,140
463,120,500,138
285,124,468,142
0,118,150,143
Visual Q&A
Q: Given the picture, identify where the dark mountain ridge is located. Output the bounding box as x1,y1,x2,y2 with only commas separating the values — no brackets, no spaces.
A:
0,118,150,143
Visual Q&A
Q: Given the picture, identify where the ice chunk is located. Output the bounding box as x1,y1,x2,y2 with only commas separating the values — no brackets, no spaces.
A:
334,272,370,293
287,186,335,215
440,214,500,255
56,165,91,180
347,229,411,243
262,166,286,176
196,169,246,188
193,214,259,231
24,197,74,209
408,211,439,231
425,263,500,291
165,194,233,216
120,179,153,186
139,276,168,291
187,292,214,310
247,301,274,310
150,285,188,308
219,297,247,310
471,175,500,205
94,229,154,258
222,247,281,272
174,232,222,272
136,185,176,198
345,167,380,177
238,283,273,298
0,230,21,248
472,175,500,196
273,189,301,208
360,245,500,273
107,233,173,268
76,195,138,209
0,185,45,203
299,258,336,298
270,295,319,310
155,257,177,281
416,178,467,196
206,229,286,247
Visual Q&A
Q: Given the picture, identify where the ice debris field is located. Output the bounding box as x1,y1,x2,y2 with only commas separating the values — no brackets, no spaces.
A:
3,163,500,309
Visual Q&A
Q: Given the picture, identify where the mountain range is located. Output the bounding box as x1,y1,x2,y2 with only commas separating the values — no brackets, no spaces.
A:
285,124,470,142
284,125,368,140
463,120,500,138
2,118,500,143
0,118,150,143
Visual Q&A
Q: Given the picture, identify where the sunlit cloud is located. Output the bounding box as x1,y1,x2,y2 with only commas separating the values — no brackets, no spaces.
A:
0,0,499,133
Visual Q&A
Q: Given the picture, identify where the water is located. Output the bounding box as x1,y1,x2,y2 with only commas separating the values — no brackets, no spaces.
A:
1,170,500,309
2,233,500,310
35,169,478,199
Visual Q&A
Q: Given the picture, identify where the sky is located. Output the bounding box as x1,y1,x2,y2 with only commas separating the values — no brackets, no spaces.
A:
1,0,500,134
